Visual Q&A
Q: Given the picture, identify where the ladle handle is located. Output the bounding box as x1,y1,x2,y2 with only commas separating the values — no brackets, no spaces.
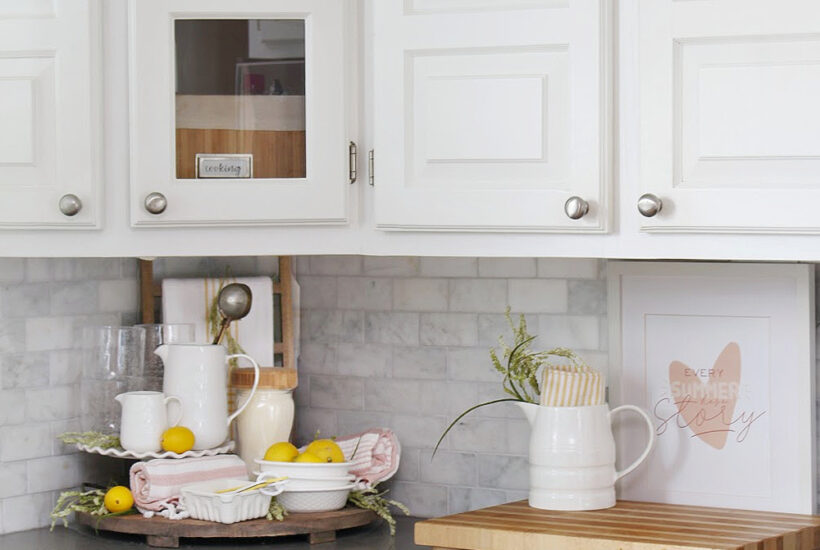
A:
610,405,656,482
225,354,260,426
213,318,230,345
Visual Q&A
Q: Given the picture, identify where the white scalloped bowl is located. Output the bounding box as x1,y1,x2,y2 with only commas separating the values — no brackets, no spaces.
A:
254,459,352,478
261,483,355,513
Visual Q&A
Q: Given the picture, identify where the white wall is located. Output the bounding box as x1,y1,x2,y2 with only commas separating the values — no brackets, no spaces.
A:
290,256,608,516
0,258,139,534
0,255,816,532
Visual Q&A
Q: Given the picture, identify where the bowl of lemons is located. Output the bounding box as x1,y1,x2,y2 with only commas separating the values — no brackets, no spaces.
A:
254,439,352,478
255,439,355,512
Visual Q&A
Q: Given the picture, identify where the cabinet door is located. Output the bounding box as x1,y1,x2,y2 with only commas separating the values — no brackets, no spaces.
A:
0,0,102,228
129,0,349,227
372,1,611,232
638,0,820,233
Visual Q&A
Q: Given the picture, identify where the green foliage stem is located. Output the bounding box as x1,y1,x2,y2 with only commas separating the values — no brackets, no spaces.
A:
57,432,121,449
435,307,588,457
50,489,107,530
266,497,288,521
347,485,410,536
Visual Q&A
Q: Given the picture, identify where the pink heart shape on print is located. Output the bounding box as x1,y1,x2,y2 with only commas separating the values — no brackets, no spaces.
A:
668,343,741,450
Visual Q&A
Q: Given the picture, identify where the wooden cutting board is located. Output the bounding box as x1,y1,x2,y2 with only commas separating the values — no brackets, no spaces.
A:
415,500,820,550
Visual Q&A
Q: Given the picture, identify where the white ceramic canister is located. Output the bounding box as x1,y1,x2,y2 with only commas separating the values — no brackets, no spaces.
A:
231,367,297,471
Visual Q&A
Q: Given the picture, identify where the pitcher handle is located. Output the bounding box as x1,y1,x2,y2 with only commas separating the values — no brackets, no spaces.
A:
225,354,260,426
164,395,184,427
610,404,655,482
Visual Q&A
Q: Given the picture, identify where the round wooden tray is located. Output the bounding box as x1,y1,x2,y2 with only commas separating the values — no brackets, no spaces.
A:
76,507,378,548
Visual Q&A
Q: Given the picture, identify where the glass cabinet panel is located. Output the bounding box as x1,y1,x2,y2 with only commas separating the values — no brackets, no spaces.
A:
174,19,306,179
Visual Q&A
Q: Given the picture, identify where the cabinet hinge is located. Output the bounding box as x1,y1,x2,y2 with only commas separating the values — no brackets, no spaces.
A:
348,141,358,184
368,149,375,186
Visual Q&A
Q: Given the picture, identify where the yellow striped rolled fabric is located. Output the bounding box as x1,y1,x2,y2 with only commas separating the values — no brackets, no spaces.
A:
540,365,605,407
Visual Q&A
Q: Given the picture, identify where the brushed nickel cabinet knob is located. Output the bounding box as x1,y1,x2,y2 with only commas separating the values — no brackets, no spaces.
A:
637,193,663,217
58,194,82,216
144,192,167,215
564,196,589,220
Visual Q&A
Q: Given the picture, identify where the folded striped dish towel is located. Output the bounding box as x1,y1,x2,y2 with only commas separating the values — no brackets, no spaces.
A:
130,455,248,517
540,365,605,407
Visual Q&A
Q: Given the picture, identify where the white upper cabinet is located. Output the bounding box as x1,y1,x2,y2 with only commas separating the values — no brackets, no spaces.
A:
637,0,820,233
0,0,102,228
372,0,612,232
128,0,350,227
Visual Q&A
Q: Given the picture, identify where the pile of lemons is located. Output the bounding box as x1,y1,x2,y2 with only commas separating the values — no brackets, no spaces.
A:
263,439,345,463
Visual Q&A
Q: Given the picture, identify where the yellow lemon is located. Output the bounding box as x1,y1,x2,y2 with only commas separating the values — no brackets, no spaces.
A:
293,451,324,463
305,439,345,463
104,486,134,513
161,426,195,454
263,441,299,462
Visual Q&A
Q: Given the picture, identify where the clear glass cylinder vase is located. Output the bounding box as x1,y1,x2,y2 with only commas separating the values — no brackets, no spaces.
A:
80,326,146,434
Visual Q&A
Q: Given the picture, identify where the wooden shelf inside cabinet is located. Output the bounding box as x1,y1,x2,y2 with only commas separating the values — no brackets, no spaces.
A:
138,256,296,370
415,500,820,550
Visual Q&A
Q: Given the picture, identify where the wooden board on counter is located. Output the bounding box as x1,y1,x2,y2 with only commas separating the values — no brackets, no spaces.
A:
415,500,820,550
76,506,377,548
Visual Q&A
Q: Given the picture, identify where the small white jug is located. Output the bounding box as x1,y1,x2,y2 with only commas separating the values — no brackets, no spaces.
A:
516,402,655,511
157,344,260,450
115,391,183,453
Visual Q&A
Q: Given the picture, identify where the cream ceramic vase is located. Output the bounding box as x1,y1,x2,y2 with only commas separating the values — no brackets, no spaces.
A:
516,402,655,511
157,344,260,450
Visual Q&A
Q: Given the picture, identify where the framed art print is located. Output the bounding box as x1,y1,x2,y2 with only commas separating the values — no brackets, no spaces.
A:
607,262,815,513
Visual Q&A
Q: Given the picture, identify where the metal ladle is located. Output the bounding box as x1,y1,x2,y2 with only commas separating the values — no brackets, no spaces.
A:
212,283,253,345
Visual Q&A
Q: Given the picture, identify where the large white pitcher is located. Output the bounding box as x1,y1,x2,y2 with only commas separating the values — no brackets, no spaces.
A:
157,344,260,450
516,402,655,511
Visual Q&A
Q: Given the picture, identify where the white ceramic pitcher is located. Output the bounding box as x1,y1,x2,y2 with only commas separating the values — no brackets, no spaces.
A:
516,402,655,511
115,391,183,453
157,344,260,450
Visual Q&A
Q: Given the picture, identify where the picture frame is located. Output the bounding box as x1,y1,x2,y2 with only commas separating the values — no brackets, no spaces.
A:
607,261,815,513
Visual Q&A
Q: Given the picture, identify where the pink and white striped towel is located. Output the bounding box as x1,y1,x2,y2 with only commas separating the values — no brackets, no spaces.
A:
130,455,248,516
301,429,400,488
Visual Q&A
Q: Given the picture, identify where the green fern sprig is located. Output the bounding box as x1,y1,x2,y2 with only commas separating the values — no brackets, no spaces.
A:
347,485,410,536
50,489,108,530
434,307,588,457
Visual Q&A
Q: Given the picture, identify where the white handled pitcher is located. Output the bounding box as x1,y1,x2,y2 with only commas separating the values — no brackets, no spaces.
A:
157,344,260,450
516,402,655,511
115,391,183,453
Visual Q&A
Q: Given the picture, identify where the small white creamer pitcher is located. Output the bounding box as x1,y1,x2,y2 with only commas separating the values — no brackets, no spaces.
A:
115,391,183,453
516,402,655,511
157,344,260,450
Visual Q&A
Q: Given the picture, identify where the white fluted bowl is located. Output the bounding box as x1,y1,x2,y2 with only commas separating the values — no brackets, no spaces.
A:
254,459,352,478
256,471,355,490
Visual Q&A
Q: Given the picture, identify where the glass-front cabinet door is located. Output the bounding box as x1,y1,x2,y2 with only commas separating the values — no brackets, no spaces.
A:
129,1,349,227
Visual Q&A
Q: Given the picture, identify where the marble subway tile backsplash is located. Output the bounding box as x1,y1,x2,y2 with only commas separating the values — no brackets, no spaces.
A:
0,258,139,534
3,254,816,532
293,256,609,517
